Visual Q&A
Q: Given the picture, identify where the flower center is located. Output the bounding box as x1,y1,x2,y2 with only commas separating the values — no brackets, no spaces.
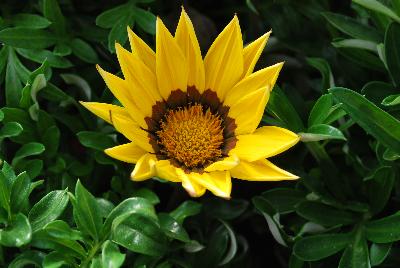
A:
156,104,224,168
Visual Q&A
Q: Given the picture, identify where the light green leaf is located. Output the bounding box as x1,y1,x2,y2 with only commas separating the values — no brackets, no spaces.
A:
0,213,32,247
10,172,30,213
158,213,190,242
12,142,45,166
102,240,126,268
300,124,346,142
11,14,51,29
384,22,400,86
370,243,391,266
0,28,56,49
353,0,400,23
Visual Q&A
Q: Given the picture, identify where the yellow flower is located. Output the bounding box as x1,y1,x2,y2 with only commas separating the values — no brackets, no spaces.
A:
81,9,300,198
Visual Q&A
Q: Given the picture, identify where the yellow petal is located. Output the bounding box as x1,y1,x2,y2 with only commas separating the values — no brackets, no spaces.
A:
131,153,156,181
230,126,300,162
204,155,240,172
230,159,298,181
104,142,146,163
175,8,205,92
115,43,160,116
111,113,154,153
156,17,188,99
79,102,128,125
96,65,147,128
224,62,284,108
204,15,243,100
242,31,271,77
176,169,206,197
154,160,181,182
127,26,156,73
228,86,270,135
190,171,232,199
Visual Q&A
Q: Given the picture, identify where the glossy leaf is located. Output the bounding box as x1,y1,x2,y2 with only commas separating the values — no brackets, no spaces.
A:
170,200,202,224
338,230,370,268
306,58,334,90
370,243,391,266
158,213,190,242
12,142,45,166
385,22,400,86
102,240,125,268
28,190,69,231
353,0,400,23
0,213,32,247
10,172,30,213
330,87,400,154
365,214,400,243
300,124,346,142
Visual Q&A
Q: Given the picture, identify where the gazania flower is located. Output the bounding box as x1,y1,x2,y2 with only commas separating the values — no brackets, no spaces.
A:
81,9,299,198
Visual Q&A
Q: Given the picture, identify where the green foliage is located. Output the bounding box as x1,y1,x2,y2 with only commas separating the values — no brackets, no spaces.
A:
0,0,400,267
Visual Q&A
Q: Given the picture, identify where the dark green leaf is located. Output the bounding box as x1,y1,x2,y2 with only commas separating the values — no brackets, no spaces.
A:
0,28,56,49
0,171,11,215
370,243,391,266
5,47,24,107
70,38,99,63
96,4,130,28
11,14,51,29
0,213,32,247
261,188,305,214
170,200,202,224
133,7,156,34
10,172,30,213
204,198,248,220
367,167,395,214
108,15,133,53
43,220,82,240
366,214,400,243
16,48,72,68
42,252,68,268
29,190,69,231
77,131,115,151
133,188,160,205
385,22,400,86
12,142,45,165
306,58,334,90
293,233,351,261
0,122,23,140
338,230,370,268
353,0,400,23
308,94,333,126
322,12,381,42
329,87,400,154
8,251,44,268
43,0,66,36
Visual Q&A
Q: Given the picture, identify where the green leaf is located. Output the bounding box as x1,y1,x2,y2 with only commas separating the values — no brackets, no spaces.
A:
261,188,305,214
384,22,400,86
365,214,400,243
133,7,156,34
111,213,167,256
43,0,66,36
306,58,334,90
11,14,51,29
96,4,130,28
338,230,370,268
300,124,346,142
322,12,381,42
0,213,32,247
70,38,99,63
361,81,395,105
170,200,202,224
265,86,304,132
42,252,68,268
218,220,238,266
308,94,333,126
133,188,160,205
382,94,400,106
336,47,384,71
53,43,71,56
10,172,30,213
108,15,133,53
370,243,391,266
353,0,400,23
77,131,116,151
8,251,44,268
0,28,56,49
332,38,378,52
60,73,91,99
158,213,190,242
43,220,82,240
329,87,400,154
28,190,69,231
204,198,248,220
16,48,72,68
74,180,102,240
366,167,395,215
296,201,358,226
0,172,11,215
0,122,23,141
293,233,351,261
12,142,45,166
102,240,125,268
5,47,24,107
102,197,156,238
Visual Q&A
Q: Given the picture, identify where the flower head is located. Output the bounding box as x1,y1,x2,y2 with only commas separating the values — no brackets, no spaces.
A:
81,9,300,198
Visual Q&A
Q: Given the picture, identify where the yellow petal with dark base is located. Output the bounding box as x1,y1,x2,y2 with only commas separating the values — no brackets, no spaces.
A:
175,8,205,92
111,113,154,153
242,32,271,77
204,155,239,172
231,126,300,162
96,65,147,128
177,169,206,197
224,62,283,108
131,153,156,181
115,43,160,116
104,142,146,163
230,159,298,181
156,17,188,99
155,160,180,182
190,171,232,199
204,16,243,100
127,26,156,73
228,87,270,135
